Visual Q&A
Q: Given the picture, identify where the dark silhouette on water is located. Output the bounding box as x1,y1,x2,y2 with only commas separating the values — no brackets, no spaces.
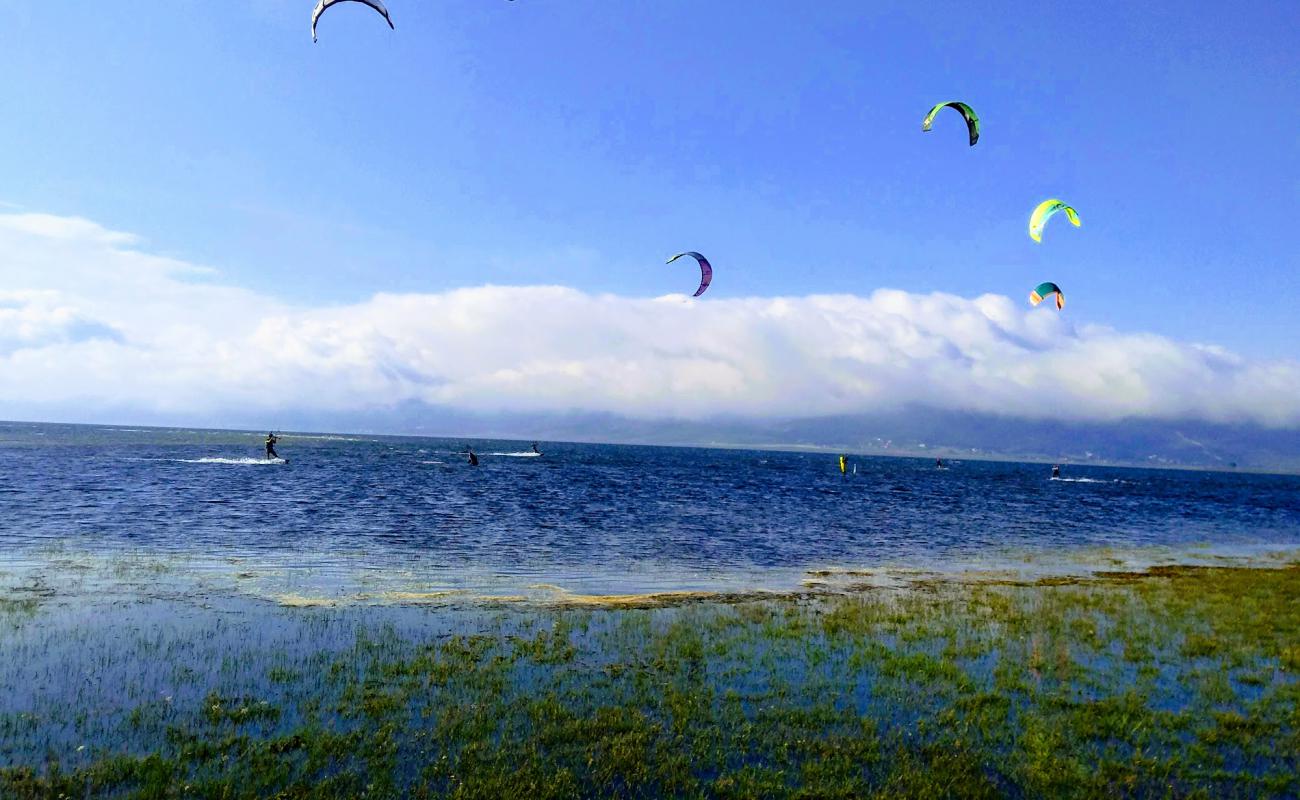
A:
265,432,280,460
467,448,479,467
1052,464,1061,479
531,442,541,455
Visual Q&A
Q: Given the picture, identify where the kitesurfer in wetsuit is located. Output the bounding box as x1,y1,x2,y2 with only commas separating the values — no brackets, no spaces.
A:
467,448,479,467
265,432,280,460
531,442,541,454
1052,464,1061,479
936,458,944,469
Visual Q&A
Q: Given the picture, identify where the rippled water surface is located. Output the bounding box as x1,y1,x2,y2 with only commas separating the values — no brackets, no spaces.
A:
2,421,1299,598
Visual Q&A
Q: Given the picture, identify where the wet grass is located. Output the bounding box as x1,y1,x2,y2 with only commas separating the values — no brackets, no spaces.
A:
1,564,1297,798
0,596,39,616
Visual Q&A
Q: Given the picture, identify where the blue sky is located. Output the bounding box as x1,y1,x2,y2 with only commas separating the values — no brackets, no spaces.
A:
1,1,1299,427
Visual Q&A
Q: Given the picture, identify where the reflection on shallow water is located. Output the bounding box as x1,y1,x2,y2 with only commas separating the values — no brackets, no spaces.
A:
3,542,1298,613
2,561,1297,794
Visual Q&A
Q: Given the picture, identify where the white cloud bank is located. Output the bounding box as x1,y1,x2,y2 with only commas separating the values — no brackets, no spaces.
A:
3,211,1300,427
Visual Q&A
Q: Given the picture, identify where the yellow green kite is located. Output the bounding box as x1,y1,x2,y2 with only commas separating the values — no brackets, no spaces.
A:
1029,200,1081,243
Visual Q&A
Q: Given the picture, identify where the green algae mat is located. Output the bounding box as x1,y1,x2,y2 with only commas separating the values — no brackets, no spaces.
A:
2,564,1297,798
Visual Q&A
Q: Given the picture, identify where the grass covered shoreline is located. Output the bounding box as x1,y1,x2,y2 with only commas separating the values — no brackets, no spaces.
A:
2,564,1297,798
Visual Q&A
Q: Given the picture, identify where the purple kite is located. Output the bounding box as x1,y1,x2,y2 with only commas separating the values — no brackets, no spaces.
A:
666,251,713,298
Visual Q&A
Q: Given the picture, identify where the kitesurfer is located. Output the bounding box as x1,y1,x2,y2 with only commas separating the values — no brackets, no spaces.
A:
531,442,541,454
1052,465,1061,479
468,448,479,467
936,458,944,469
265,432,280,460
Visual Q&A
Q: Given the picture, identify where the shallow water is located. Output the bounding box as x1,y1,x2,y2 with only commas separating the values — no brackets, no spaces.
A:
2,421,1299,601
2,567,1296,793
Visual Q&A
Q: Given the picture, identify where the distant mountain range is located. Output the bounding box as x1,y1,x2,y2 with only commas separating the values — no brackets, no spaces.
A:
10,403,1300,473
195,404,1300,474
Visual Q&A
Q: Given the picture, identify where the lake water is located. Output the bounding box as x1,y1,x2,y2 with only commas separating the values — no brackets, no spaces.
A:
2,421,1298,602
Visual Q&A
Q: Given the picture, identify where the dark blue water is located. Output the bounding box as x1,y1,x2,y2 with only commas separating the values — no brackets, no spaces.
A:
1,421,1298,599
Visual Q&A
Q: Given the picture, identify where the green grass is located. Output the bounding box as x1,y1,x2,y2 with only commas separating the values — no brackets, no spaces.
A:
2,564,1298,798
0,597,39,616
